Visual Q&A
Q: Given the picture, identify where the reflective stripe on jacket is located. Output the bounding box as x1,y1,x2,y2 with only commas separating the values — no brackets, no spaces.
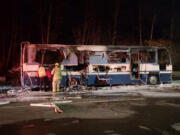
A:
51,67,62,80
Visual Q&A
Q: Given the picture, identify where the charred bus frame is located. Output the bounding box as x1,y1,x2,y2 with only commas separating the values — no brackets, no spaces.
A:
20,42,172,89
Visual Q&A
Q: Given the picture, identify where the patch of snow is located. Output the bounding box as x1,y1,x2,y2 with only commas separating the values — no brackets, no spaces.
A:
0,90,64,102
171,123,180,132
171,80,180,86
0,86,21,91
0,80,180,102
0,101,10,106
91,81,180,98
139,125,151,131
46,133,56,135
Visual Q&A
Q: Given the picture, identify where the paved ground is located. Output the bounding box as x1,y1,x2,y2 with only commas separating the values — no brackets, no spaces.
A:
1,94,180,135
1,80,180,135
0,73,180,135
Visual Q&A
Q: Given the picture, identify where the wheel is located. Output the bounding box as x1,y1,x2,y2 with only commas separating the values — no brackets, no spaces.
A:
148,75,158,85
69,78,78,86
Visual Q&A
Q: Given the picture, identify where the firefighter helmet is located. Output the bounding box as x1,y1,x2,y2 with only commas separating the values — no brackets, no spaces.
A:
55,63,59,66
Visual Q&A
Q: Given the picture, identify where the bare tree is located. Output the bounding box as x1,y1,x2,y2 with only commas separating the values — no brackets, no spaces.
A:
138,0,142,45
82,21,88,44
150,14,156,40
6,4,17,68
40,0,45,44
112,0,119,45
39,0,52,44
170,0,175,40
46,4,52,44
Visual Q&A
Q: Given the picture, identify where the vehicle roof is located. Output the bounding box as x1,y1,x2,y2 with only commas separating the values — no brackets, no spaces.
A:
22,42,167,51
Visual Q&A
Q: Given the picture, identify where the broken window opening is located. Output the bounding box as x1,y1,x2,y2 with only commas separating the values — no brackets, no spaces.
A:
89,51,108,65
44,50,62,64
139,50,156,63
158,49,170,70
107,51,129,63
92,65,110,72
63,50,89,72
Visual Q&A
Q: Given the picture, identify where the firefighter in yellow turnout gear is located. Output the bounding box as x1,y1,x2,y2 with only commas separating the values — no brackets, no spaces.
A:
51,63,62,92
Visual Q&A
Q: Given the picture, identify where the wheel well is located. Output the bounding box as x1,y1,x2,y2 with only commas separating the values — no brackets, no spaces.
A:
148,72,160,84
67,77,79,86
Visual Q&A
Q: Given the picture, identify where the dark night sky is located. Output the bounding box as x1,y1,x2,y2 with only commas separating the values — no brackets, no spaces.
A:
1,0,180,43
0,0,180,71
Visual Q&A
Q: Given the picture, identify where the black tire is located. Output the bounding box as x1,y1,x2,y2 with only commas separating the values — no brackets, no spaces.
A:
148,75,158,85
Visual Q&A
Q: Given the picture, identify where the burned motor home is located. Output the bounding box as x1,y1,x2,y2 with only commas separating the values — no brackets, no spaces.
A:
20,42,172,89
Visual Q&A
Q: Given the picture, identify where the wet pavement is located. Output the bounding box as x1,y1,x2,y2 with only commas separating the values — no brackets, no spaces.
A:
1,97,180,135
1,80,180,135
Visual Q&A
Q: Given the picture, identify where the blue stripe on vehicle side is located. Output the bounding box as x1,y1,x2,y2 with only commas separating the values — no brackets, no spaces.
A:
24,73,172,87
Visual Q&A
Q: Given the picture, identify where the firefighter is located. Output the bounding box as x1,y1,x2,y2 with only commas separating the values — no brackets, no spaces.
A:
51,63,62,92
38,64,46,91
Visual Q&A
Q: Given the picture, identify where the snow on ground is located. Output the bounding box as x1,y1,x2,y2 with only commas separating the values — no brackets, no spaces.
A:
1,80,180,103
0,86,21,92
91,80,180,97
172,123,180,132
